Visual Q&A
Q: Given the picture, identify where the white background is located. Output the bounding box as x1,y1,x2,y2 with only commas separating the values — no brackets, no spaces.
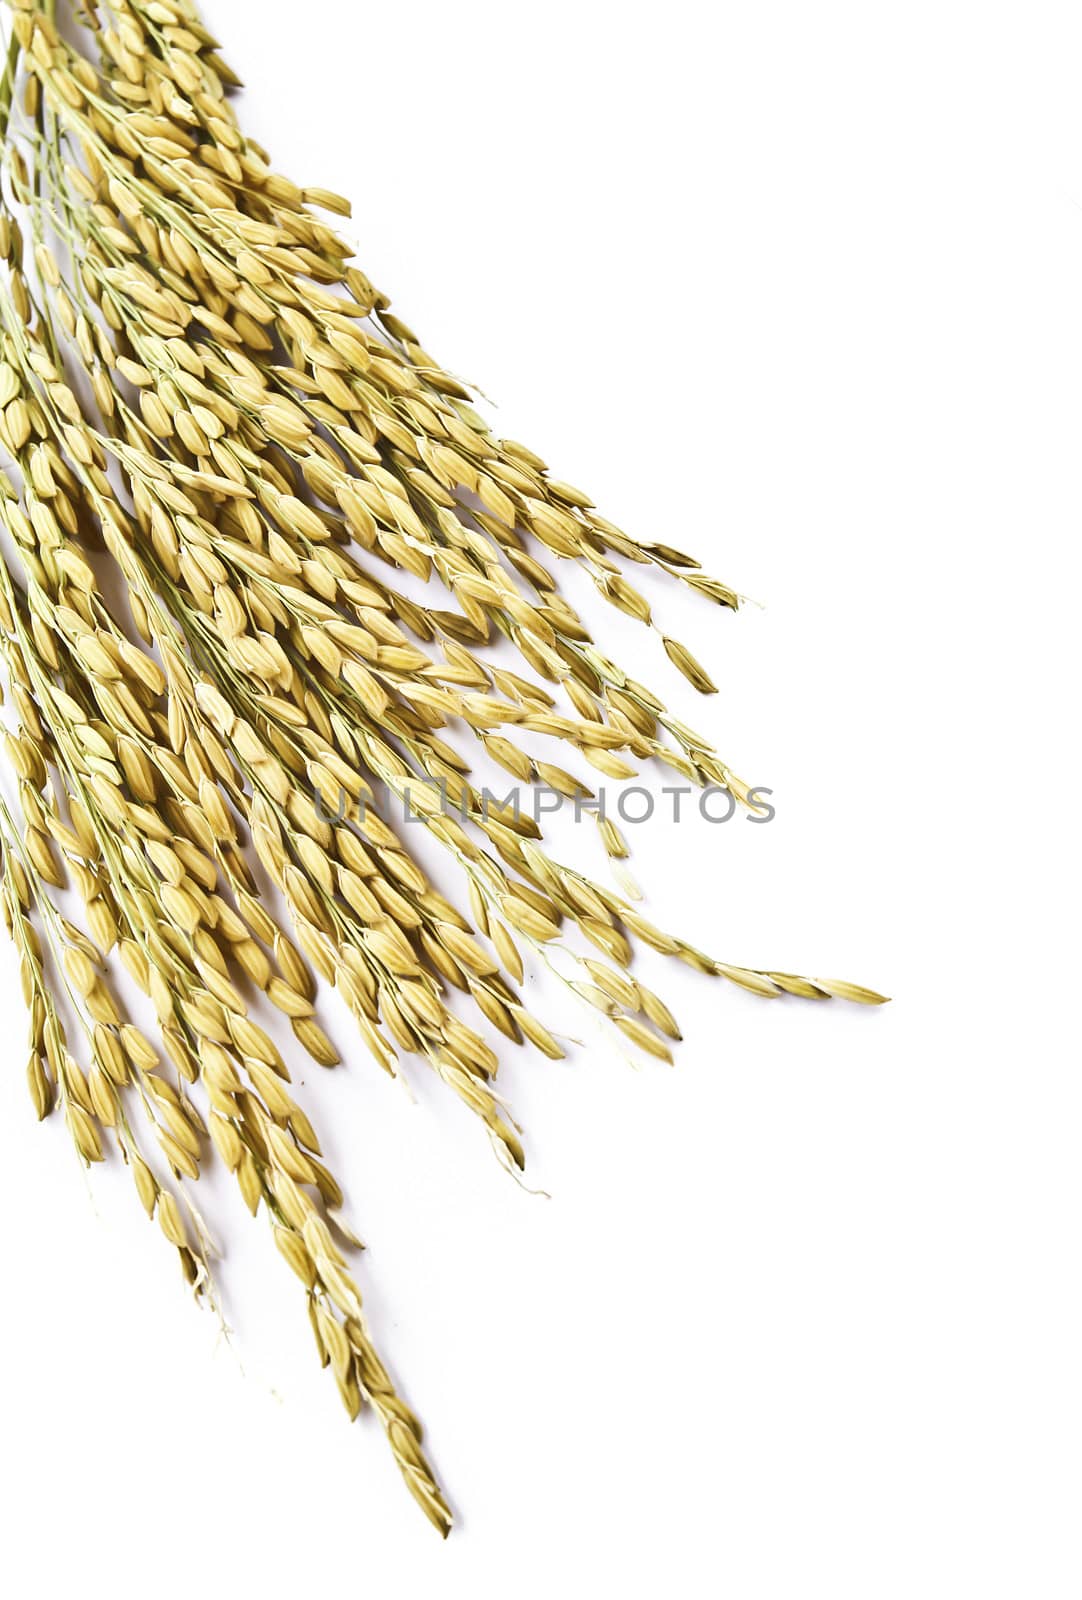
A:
2,1,1081,1594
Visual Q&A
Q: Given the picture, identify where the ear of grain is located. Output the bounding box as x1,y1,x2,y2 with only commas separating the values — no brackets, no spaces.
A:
0,3,885,1539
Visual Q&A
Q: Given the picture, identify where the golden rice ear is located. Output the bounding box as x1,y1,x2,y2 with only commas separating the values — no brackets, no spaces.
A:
0,0,883,1536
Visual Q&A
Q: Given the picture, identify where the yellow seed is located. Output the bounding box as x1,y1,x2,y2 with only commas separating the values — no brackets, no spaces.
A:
614,1015,673,1063
274,1226,318,1289
811,978,890,1005
157,1192,187,1248
131,1156,158,1217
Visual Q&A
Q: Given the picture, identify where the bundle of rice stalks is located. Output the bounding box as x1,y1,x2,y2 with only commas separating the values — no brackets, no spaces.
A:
0,0,886,1533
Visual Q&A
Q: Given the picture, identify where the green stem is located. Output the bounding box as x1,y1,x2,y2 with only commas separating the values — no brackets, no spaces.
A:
0,30,20,146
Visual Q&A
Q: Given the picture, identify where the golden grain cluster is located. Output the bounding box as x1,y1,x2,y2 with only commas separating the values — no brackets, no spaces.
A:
0,0,885,1532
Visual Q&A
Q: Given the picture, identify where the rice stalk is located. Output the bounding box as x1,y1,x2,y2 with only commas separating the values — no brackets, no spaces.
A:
0,0,886,1533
